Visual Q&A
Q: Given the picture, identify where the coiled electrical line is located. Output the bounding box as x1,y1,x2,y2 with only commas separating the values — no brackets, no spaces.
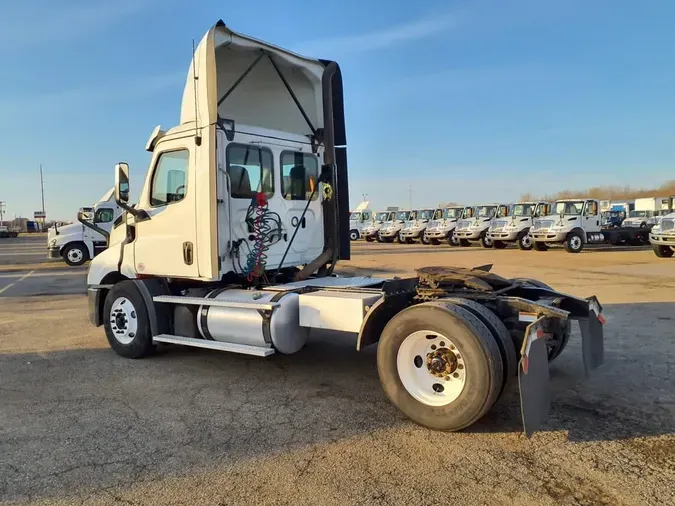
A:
243,193,282,282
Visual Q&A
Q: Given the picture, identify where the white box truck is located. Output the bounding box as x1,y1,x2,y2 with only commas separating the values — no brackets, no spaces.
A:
85,21,605,436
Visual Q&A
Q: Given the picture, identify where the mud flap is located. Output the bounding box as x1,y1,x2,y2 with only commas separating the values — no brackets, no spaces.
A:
578,297,605,376
518,318,551,438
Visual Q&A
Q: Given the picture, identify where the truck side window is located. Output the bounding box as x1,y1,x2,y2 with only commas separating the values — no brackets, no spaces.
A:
226,144,274,199
94,208,115,223
281,151,318,201
150,150,189,206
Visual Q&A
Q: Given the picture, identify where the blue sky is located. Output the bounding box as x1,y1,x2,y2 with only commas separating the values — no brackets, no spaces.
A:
1,0,674,219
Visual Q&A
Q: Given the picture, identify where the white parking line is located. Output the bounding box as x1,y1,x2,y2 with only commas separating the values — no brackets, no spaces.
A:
0,270,84,279
0,270,36,295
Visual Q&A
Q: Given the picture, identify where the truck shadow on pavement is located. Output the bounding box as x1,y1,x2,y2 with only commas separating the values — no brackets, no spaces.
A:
0,303,672,501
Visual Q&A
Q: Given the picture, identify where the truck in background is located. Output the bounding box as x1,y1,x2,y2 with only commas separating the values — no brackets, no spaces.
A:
487,201,551,250
424,206,472,245
531,199,649,253
454,204,510,248
47,188,122,266
601,201,634,228
360,208,398,242
621,197,665,228
377,210,413,243
399,208,442,244
0,226,19,238
348,201,374,240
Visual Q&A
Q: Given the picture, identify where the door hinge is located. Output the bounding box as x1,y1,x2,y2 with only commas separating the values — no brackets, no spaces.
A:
183,242,194,265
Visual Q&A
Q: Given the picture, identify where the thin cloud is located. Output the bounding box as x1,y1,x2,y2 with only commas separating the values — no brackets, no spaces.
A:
293,11,466,55
0,0,158,47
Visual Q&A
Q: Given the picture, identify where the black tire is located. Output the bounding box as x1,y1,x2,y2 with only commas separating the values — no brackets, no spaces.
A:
448,233,459,247
349,229,359,241
103,281,154,359
493,240,507,249
480,232,492,248
421,235,431,245
430,238,441,245
377,302,503,431
365,236,375,242
397,232,405,244
376,234,384,243
459,239,471,247
517,231,533,250
653,245,674,258
640,222,647,228
405,238,414,244
533,241,548,251
62,242,89,266
443,298,518,395
564,231,584,253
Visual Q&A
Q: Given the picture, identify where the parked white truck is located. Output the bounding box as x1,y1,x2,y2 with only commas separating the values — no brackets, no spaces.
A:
454,204,509,248
487,202,551,250
424,206,472,246
621,197,665,229
360,208,398,242
399,208,442,244
348,201,373,240
47,189,122,266
377,210,413,243
648,199,675,257
85,21,605,436
531,199,649,253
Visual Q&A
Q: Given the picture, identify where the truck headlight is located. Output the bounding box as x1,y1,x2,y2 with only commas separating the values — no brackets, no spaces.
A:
652,225,661,233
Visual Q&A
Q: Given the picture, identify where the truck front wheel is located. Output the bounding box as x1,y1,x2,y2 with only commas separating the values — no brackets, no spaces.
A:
564,232,584,253
103,281,154,359
448,234,459,247
349,229,360,241
517,232,533,250
459,239,471,247
480,232,492,248
365,236,375,242
377,302,504,431
533,241,548,251
62,243,89,266
653,245,674,258
493,240,507,249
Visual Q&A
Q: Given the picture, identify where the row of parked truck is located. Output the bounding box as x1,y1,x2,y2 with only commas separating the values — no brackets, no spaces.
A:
350,196,675,255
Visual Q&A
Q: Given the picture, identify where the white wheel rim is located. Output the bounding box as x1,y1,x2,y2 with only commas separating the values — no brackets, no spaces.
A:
522,235,532,247
571,236,582,249
109,297,138,345
67,248,83,263
397,330,466,406
350,231,358,240
484,236,492,246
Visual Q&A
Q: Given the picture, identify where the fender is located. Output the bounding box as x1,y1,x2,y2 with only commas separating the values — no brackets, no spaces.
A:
132,278,172,337
567,227,587,243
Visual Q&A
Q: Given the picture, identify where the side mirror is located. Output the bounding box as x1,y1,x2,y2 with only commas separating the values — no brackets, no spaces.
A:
115,163,130,205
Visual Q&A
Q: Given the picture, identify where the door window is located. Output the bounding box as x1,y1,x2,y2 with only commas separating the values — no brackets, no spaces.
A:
150,150,189,206
94,208,115,223
584,201,598,216
281,151,319,201
226,144,274,199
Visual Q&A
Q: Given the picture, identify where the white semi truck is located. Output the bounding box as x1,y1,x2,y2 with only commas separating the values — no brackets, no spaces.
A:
85,21,605,436
454,204,509,248
424,206,472,246
487,202,551,250
399,208,442,244
360,208,398,242
348,201,373,240
47,189,122,266
377,210,413,243
531,199,649,253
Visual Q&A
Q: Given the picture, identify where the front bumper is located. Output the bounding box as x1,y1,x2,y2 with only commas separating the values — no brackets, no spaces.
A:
650,233,675,246
47,247,61,259
454,229,483,240
361,228,379,238
379,229,401,238
88,287,103,326
400,229,423,239
487,230,519,241
425,228,452,239
531,231,567,242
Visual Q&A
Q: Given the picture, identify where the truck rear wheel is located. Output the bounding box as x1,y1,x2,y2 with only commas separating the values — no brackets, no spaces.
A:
517,232,533,250
103,281,154,359
480,232,493,248
564,232,584,253
653,245,674,258
377,303,504,431
533,241,548,251
493,240,507,249
63,243,89,266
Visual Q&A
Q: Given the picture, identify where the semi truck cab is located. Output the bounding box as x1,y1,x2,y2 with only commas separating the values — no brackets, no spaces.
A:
424,206,465,245
361,209,398,242
487,201,551,250
454,204,509,248
399,208,442,244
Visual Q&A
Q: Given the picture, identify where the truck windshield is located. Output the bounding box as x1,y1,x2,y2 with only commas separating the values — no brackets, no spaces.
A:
462,208,474,218
443,208,461,219
554,201,584,215
476,206,496,218
418,210,434,220
349,212,361,220
375,212,389,221
629,210,651,218
510,204,535,217
395,211,409,221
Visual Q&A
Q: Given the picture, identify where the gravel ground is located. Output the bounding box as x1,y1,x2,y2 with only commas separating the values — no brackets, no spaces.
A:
0,241,674,505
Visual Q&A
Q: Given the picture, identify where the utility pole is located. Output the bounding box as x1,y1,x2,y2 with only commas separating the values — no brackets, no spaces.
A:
39,164,46,216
